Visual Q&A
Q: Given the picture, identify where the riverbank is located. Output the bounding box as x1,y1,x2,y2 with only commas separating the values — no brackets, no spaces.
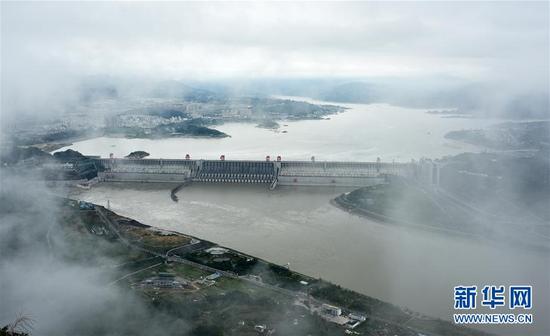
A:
331,182,483,238
332,150,550,252
70,181,550,336
62,197,490,336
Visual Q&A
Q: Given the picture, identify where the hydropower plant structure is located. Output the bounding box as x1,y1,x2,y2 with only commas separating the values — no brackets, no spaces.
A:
93,155,441,189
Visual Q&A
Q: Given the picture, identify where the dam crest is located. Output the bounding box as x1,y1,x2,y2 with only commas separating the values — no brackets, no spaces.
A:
93,157,441,188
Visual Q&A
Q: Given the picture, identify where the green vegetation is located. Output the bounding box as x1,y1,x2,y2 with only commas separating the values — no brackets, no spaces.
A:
246,97,342,120
256,119,280,129
125,151,150,159
104,120,228,139
0,146,54,165
335,180,468,232
186,250,257,275
260,264,316,290
44,199,493,336
445,121,550,150
8,93,344,149
16,129,91,146
309,282,489,336
334,151,550,250
153,121,228,138
171,263,209,280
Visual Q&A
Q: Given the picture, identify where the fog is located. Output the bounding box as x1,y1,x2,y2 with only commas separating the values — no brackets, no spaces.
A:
1,2,549,335
0,171,191,335
1,1,548,124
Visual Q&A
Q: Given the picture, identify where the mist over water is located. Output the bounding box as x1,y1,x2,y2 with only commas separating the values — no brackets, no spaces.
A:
72,183,549,336
58,98,549,335
2,2,548,335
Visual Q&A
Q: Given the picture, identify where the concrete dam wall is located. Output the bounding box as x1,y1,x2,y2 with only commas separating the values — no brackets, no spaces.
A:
95,158,424,187
195,160,275,183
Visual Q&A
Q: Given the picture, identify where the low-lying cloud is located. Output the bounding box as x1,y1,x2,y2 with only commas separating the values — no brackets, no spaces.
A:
1,2,548,122
0,171,189,335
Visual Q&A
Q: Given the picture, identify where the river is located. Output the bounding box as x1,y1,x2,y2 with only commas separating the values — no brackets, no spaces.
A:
56,98,498,162
71,183,549,336
63,99,548,335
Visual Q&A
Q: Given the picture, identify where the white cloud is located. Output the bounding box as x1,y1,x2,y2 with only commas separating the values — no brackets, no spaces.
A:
2,1,547,80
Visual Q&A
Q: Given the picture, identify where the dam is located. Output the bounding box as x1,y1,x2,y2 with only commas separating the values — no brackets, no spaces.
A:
93,157,440,188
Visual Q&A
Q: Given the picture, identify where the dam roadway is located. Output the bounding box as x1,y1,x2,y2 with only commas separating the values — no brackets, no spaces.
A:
93,157,438,188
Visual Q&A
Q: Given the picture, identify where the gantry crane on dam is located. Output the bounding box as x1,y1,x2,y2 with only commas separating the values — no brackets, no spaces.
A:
94,153,440,188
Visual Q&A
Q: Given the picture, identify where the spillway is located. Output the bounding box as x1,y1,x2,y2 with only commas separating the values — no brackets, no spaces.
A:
93,157,438,188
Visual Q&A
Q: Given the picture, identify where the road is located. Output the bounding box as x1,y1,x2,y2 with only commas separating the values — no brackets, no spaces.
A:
108,262,163,286
95,206,451,336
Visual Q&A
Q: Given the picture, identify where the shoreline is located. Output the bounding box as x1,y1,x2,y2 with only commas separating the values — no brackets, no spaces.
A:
331,188,550,254
331,193,478,238
75,197,492,336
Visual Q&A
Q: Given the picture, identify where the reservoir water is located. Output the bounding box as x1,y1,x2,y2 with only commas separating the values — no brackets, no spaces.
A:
63,99,549,335
57,99,497,162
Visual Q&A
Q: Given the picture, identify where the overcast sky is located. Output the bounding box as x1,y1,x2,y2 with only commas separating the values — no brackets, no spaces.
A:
2,1,548,80
0,1,548,119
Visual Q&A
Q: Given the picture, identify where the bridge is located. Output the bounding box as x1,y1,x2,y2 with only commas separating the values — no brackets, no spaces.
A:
94,157,439,188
